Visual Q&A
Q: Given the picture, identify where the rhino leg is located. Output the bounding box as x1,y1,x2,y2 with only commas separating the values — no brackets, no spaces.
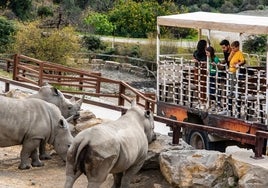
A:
112,172,123,188
19,139,42,170
31,148,44,167
39,140,52,160
65,165,82,188
119,160,145,188
85,155,116,188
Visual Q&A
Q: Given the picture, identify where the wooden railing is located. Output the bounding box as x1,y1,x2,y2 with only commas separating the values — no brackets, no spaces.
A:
3,54,268,158
9,54,156,111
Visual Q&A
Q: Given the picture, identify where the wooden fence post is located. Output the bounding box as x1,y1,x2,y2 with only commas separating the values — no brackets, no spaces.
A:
13,54,19,81
96,77,101,94
38,62,44,86
79,74,84,90
118,83,125,106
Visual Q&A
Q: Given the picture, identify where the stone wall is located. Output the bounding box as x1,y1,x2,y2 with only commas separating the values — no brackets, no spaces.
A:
90,59,148,77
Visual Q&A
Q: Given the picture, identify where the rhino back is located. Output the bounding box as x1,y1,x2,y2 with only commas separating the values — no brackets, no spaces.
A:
0,96,57,147
72,112,148,172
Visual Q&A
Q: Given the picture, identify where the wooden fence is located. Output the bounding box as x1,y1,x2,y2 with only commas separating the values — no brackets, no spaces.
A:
8,54,156,111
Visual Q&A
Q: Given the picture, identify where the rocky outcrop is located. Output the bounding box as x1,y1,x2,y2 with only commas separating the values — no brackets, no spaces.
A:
145,135,268,188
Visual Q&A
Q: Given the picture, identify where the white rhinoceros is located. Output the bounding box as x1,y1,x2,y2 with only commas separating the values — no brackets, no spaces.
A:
28,84,84,119
28,84,84,159
0,96,73,170
64,104,156,188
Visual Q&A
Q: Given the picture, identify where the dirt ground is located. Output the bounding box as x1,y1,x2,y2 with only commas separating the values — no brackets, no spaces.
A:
0,67,171,187
0,145,172,188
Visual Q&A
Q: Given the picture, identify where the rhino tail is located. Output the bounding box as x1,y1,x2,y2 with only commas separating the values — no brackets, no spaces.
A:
73,139,91,175
75,144,91,175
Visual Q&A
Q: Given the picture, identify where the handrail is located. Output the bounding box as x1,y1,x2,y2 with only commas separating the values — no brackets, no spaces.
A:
8,54,156,111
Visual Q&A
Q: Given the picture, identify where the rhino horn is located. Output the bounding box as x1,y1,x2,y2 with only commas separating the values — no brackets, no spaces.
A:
66,115,74,122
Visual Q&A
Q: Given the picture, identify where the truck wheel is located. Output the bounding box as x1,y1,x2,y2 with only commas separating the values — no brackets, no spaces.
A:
188,131,209,149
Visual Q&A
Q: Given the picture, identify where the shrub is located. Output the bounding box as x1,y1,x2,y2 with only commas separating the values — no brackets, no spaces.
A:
11,21,80,65
243,35,267,54
37,6,54,18
0,16,16,53
82,35,106,52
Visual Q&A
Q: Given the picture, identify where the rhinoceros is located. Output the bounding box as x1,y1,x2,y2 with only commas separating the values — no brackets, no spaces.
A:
64,103,156,188
28,84,84,159
0,96,73,170
28,84,84,119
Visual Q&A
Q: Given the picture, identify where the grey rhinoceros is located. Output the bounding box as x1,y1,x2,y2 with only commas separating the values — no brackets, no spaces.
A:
28,84,84,119
0,96,73,170
64,103,156,188
28,84,84,159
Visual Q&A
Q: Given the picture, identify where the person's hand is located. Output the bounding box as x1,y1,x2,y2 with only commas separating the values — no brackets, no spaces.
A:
235,64,239,68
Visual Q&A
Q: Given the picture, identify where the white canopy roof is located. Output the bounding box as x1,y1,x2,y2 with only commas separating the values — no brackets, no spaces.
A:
157,12,268,35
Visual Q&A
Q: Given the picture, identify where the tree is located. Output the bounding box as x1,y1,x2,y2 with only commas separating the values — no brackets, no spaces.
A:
0,16,16,53
84,12,114,35
11,21,80,65
8,0,32,20
84,0,114,12
243,35,267,54
109,1,181,38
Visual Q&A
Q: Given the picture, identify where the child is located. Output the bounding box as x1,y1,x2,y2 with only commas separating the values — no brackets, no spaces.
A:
228,41,245,97
205,46,220,101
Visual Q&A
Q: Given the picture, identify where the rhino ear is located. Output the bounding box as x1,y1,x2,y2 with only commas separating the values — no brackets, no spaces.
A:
59,119,67,128
51,87,59,96
69,96,76,103
131,99,136,107
144,110,151,118
76,94,85,106
42,82,49,86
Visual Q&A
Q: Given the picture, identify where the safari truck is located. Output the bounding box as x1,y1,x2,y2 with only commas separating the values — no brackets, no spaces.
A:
156,12,268,153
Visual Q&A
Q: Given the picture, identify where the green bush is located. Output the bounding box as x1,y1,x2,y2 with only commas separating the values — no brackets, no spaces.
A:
8,0,33,20
108,1,181,38
243,35,267,54
82,35,106,51
11,21,80,65
0,16,16,53
84,13,114,35
37,6,54,18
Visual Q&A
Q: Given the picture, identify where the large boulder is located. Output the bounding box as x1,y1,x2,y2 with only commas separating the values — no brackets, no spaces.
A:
226,146,268,187
159,149,236,187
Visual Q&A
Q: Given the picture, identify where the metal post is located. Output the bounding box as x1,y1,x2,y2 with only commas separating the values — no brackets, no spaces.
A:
265,36,268,125
156,23,160,102
206,30,211,109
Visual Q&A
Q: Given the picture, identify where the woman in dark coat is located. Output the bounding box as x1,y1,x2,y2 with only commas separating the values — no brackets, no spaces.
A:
193,39,207,104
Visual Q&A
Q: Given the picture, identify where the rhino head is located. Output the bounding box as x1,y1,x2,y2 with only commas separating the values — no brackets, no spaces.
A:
130,100,156,143
53,117,74,161
30,85,84,119
144,110,156,143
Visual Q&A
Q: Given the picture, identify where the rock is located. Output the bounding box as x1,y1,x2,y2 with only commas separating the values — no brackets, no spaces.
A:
3,88,31,98
159,149,237,187
70,109,112,136
143,135,193,170
226,146,268,187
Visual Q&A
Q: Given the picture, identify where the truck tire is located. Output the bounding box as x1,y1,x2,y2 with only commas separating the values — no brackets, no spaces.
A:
188,130,209,149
